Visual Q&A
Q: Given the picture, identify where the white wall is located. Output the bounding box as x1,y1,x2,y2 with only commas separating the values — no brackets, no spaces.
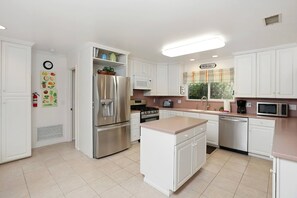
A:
183,57,234,73
31,50,71,148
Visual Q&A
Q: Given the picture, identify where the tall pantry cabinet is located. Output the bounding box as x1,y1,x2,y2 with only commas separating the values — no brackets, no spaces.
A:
0,39,33,164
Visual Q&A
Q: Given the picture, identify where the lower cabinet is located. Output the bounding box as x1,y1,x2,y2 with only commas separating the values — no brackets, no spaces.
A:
272,157,297,198
249,118,275,158
1,97,31,163
175,133,206,189
199,113,219,146
130,112,140,142
140,123,206,196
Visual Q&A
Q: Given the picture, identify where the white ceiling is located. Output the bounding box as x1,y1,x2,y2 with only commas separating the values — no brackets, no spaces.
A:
0,0,296,63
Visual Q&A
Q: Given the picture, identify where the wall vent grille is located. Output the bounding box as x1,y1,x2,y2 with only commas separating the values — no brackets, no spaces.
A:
265,14,281,26
37,125,63,141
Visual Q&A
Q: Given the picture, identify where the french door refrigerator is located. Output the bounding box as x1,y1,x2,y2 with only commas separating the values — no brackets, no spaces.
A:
93,74,131,158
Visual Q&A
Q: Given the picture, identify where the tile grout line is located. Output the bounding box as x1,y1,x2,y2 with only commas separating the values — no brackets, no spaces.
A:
199,149,231,198
22,166,32,198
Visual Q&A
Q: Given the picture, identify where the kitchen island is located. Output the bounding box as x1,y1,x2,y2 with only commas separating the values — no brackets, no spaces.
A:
140,116,207,196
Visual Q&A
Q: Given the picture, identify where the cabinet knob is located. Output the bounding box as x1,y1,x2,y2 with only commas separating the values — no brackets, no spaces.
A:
270,168,275,173
184,134,188,137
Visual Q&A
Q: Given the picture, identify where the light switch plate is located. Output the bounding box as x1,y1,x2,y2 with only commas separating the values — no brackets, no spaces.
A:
246,102,252,107
177,99,181,104
289,104,297,111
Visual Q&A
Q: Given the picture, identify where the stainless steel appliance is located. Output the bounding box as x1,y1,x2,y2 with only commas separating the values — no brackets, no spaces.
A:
163,100,174,108
93,74,131,158
219,116,248,154
257,102,288,117
237,100,247,114
130,100,159,123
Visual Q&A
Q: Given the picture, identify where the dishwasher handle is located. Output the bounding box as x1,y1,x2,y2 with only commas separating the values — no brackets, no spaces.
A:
220,117,248,123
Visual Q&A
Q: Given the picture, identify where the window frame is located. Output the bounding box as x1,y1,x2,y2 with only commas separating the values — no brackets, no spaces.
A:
185,82,234,102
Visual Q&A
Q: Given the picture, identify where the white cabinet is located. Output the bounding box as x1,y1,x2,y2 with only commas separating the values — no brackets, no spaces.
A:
234,53,257,97
174,138,192,188
130,112,140,142
1,97,31,163
235,46,297,98
168,63,184,96
272,157,297,198
1,42,31,97
140,123,206,196
249,118,275,158
183,112,199,118
199,113,219,146
156,64,168,95
276,47,297,98
257,50,276,98
0,40,33,164
159,110,171,119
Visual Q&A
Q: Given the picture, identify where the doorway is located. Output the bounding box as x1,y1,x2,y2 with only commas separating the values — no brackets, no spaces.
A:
71,69,76,141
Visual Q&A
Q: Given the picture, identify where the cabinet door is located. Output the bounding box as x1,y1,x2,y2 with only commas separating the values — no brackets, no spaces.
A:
249,125,274,157
156,64,168,95
168,64,182,96
130,112,140,142
205,121,219,146
234,53,256,97
1,42,31,96
192,134,206,173
1,97,31,163
257,50,276,98
277,158,297,198
143,63,157,96
174,139,192,190
276,47,297,98
183,112,199,118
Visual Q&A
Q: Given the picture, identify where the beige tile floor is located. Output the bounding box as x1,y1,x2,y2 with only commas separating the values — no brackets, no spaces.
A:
0,142,272,198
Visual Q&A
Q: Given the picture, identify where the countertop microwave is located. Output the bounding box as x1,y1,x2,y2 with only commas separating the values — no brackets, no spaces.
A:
257,102,288,117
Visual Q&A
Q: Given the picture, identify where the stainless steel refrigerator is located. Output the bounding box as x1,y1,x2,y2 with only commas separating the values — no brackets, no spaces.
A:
93,74,131,158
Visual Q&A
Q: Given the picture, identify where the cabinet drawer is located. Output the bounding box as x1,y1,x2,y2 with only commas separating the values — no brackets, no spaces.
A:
199,113,219,121
194,124,206,135
249,118,275,127
176,129,195,145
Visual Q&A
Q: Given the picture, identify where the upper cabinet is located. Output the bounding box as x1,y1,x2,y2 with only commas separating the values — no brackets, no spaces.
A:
234,45,297,99
234,53,256,97
1,41,31,97
129,58,184,96
257,50,276,98
276,47,297,98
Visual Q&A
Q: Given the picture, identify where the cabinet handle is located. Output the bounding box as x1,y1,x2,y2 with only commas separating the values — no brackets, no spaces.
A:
184,134,188,137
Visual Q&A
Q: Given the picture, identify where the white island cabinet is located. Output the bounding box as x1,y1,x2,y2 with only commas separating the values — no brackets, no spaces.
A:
140,116,207,196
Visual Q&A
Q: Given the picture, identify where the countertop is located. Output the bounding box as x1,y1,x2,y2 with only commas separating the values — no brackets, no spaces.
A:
272,117,297,162
157,107,297,162
140,116,207,134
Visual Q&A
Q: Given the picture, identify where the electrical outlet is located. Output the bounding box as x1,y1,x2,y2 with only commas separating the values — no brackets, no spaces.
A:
246,102,252,107
289,104,297,111
153,98,156,103
177,99,181,104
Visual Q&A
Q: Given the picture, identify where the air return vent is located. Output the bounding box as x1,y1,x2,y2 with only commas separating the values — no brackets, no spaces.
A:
37,125,63,141
265,14,281,26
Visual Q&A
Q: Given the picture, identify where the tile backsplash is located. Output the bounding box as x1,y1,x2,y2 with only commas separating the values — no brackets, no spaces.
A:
131,90,297,117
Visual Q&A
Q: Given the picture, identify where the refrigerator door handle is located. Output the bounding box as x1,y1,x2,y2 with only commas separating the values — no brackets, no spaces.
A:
96,122,130,132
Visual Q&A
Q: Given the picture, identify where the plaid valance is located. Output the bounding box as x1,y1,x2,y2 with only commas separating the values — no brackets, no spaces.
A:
183,68,234,84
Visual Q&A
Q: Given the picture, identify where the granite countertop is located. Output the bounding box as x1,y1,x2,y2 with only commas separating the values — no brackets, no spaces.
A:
140,116,207,134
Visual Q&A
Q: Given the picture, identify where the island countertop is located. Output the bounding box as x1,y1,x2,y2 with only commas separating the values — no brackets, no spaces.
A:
140,116,207,134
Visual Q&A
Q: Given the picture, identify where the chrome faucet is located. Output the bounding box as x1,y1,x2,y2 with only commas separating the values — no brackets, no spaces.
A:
201,96,210,110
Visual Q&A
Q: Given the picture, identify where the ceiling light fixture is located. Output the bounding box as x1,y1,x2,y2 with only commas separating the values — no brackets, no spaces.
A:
0,25,6,30
190,59,195,61
162,36,225,57
212,55,218,58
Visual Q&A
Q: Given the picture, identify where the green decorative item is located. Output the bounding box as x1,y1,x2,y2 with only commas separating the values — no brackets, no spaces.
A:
109,53,117,62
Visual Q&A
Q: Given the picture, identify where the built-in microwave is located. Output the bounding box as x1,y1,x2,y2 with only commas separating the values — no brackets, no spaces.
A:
257,102,288,117
133,76,151,90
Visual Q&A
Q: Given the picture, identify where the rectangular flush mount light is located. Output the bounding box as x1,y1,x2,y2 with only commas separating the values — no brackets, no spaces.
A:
162,36,225,57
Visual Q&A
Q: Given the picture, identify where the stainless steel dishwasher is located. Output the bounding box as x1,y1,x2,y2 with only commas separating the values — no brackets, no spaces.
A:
219,116,248,153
